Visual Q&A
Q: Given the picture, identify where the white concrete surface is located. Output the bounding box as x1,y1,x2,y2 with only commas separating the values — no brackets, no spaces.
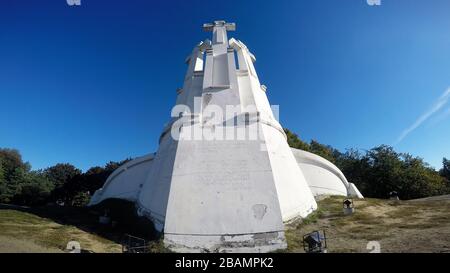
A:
89,154,155,205
291,148,364,198
348,183,364,199
89,20,362,252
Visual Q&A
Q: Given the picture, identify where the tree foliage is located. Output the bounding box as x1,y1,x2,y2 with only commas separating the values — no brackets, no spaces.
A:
44,163,82,203
45,163,82,189
0,130,448,206
285,130,449,199
0,149,54,205
0,160,6,201
13,171,54,206
0,148,130,206
440,158,450,181
284,129,310,151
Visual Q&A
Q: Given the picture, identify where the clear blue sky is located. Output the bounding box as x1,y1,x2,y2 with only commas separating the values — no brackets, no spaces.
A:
1,0,449,171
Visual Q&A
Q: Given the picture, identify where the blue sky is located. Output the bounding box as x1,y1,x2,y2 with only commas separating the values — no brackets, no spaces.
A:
1,0,449,171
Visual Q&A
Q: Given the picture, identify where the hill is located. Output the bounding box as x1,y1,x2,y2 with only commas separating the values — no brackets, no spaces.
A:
0,204,121,253
285,196,450,253
0,196,449,253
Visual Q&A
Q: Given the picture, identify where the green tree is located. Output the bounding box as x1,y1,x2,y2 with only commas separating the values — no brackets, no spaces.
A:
0,158,4,181
10,171,54,205
45,163,82,203
284,129,450,200
105,159,131,172
284,129,310,151
3,167,28,202
309,140,338,164
357,146,447,199
365,145,403,197
440,158,450,181
45,163,82,189
55,159,131,206
334,148,371,194
0,148,30,181
0,149,31,203
83,160,131,194
72,191,91,207
0,160,7,203
399,153,444,199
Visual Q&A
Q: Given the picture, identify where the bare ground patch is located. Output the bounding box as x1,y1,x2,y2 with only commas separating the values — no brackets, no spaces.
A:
284,196,450,253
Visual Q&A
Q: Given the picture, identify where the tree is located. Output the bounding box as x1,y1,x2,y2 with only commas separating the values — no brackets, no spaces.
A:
334,148,371,194
309,140,338,164
2,135,447,205
440,158,450,181
2,167,28,202
106,159,132,171
365,145,403,197
0,148,134,206
0,159,4,182
283,129,339,163
0,149,32,203
0,148,30,182
399,153,444,199
72,191,91,207
0,161,7,203
53,159,131,206
45,163,82,189
353,145,448,199
284,129,450,200
12,171,54,206
45,163,82,202
83,160,131,194
284,129,310,151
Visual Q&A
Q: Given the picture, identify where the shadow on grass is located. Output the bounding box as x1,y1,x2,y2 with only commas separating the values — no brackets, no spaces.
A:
0,200,162,252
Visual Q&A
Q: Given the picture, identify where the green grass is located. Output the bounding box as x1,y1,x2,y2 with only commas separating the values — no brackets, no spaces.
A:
0,210,46,225
1,196,449,253
284,196,450,253
0,209,121,252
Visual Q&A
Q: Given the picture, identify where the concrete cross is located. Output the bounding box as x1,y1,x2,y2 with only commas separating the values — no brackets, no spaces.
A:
203,20,236,45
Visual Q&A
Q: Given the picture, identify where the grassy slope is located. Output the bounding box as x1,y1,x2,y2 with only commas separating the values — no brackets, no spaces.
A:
0,208,122,253
0,196,449,253
284,196,450,253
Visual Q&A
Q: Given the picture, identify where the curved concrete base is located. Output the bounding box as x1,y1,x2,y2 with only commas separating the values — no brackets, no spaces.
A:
291,148,364,199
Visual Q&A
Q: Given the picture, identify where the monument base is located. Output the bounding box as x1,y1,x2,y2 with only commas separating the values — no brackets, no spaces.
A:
164,231,287,253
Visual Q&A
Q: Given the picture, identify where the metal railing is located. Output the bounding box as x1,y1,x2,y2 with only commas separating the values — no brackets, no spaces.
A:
122,234,149,253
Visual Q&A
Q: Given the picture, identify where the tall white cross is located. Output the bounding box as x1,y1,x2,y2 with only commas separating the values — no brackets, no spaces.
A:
203,21,236,45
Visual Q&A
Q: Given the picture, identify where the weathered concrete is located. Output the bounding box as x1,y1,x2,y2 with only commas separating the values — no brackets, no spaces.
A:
89,20,362,252
291,148,364,199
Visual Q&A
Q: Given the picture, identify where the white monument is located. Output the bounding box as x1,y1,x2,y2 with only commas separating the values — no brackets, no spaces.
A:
89,21,363,252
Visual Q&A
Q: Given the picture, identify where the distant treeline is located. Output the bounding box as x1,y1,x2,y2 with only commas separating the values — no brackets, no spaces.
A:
0,148,131,206
1,130,449,206
285,129,450,200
